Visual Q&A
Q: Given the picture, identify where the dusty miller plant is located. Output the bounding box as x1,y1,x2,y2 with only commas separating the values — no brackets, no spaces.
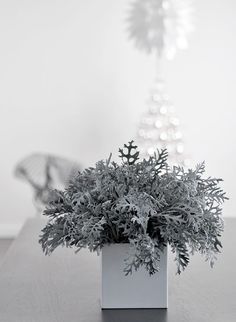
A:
39,141,227,275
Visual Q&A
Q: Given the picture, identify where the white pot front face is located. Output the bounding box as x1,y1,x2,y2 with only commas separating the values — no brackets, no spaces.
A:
101,244,168,309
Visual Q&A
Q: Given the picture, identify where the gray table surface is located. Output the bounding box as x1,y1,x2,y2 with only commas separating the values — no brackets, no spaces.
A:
0,218,235,322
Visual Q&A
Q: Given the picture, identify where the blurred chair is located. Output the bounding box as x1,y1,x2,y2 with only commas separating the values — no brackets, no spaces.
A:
14,154,80,214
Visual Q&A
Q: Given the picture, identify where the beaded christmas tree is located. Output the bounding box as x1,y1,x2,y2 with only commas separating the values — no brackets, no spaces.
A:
136,78,190,166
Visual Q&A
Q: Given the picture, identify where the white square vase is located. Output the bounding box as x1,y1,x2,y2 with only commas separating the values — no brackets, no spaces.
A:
101,244,168,309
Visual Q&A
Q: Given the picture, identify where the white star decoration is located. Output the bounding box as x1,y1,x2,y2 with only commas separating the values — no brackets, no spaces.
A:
127,0,194,59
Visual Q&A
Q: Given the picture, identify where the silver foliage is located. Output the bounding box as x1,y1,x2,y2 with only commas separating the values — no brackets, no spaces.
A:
39,141,227,275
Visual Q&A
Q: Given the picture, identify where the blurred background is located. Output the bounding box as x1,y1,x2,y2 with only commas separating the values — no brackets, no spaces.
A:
0,0,235,239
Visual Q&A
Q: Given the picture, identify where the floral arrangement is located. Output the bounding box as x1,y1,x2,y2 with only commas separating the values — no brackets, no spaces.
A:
39,141,227,275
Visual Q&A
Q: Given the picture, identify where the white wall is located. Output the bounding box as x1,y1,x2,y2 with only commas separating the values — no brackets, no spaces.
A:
0,0,235,237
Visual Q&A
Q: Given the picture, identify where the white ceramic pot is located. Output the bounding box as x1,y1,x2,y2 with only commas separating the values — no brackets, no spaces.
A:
101,243,168,309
